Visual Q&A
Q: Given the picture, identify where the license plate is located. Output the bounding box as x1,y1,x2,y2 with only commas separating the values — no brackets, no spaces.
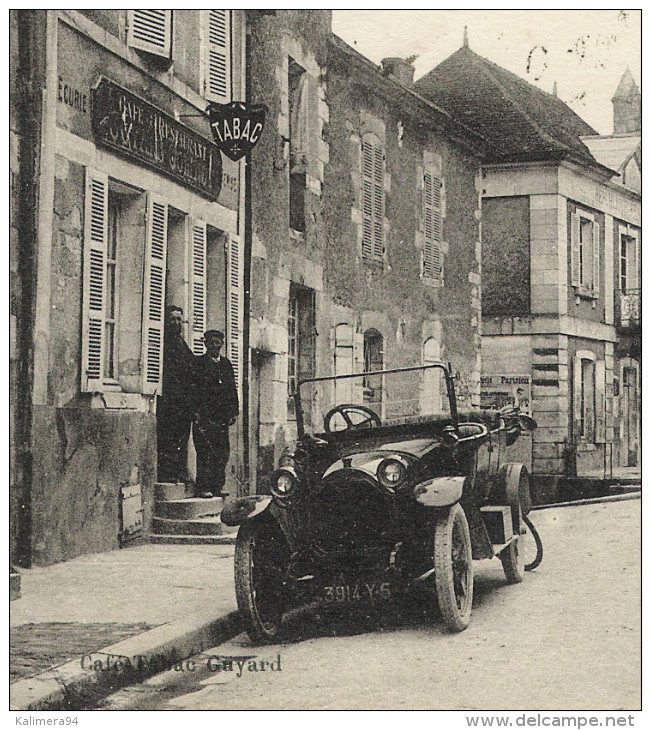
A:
322,582,391,603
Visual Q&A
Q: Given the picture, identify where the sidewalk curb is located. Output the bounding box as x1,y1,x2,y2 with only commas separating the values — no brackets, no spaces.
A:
532,490,641,510
10,608,242,711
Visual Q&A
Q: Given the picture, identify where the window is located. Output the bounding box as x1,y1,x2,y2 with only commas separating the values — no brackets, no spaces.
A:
423,171,443,283
361,135,384,262
580,359,596,441
288,58,308,233
105,199,120,380
128,10,172,59
620,229,639,293
363,329,384,414
287,284,315,417
573,351,604,444
204,10,231,103
421,337,443,415
82,169,167,396
570,210,600,296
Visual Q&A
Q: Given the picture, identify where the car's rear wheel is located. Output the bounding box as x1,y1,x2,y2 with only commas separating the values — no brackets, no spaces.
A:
433,503,474,631
235,517,289,644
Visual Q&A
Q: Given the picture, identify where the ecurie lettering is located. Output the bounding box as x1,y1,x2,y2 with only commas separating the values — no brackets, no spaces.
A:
92,78,222,200
208,101,267,161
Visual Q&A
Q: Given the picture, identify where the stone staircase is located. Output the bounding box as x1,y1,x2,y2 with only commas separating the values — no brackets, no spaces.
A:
149,482,238,545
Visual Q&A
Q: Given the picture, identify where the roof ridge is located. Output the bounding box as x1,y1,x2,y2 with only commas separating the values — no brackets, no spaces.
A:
459,46,598,135
460,47,577,158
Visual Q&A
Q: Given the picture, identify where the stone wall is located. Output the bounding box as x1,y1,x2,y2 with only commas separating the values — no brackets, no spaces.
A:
247,11,482,484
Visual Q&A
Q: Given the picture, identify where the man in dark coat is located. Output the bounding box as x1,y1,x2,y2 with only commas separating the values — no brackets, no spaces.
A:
157,306,196,483
194,329,239,498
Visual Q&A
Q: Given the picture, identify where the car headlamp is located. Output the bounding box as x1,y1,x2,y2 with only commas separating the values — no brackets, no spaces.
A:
270,467,299,505
377,458,407,491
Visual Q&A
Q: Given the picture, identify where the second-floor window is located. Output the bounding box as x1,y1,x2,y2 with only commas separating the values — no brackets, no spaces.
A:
620,229,639,293
361,135,384,262
570,210,600,297
128,10,172,59
204,10,231,103
423,170,443,283
289,58,307,233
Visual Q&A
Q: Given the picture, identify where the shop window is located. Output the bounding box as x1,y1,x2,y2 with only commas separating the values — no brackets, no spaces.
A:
288,283,315,417
127,10,172,60
204,10,231,103
423,171,443,283
570,210,600,297
361,134,384,262
288,58,307,234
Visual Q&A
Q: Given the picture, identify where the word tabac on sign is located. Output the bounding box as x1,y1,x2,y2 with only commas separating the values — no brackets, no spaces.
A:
92,78,222,200
208,102,267,161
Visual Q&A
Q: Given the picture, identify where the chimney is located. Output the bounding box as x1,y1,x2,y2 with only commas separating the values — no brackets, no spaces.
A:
612,67,641,134
381,57,415,88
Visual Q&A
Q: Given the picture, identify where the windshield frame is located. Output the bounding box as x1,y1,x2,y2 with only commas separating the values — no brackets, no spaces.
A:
295,362,458,438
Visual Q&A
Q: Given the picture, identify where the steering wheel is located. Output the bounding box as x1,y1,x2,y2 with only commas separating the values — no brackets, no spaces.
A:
323,404,382,433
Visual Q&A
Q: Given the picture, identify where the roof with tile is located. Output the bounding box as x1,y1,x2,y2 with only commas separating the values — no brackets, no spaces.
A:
581,134,640,174
414,45,614,174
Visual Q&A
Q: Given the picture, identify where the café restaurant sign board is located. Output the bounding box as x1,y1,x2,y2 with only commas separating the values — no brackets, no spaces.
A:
92,78,222,200
208,101,267,161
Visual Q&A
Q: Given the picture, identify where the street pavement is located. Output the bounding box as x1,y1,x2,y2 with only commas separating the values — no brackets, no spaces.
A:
99,498,641,711
10,544,237,687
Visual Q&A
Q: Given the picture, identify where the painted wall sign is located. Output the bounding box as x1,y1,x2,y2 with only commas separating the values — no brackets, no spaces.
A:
92,78,222,200
58,77,88,114
480,374,531,415
208,101,267,161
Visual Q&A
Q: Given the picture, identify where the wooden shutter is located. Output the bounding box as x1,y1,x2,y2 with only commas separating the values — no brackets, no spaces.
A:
361,139,384,262
141,195,168,394
570,212,581,286
423,172,443,282
128,10,172,58
595,360,606,443
592,221,600,296
190,220,207,356
81,170,108,392
228,235,242,389
205,10,231,103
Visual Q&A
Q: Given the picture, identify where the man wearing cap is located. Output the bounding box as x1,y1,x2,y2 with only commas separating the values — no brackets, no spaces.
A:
158,306,196,483
193,330,239,498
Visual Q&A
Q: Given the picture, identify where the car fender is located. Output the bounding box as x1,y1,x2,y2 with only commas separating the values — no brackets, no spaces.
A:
221,496,272,526
412,476,467,507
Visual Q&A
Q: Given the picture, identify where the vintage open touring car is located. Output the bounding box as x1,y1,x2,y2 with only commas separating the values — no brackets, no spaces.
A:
222,363,543,644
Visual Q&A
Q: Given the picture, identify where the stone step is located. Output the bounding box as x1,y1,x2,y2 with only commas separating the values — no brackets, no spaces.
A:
154,482,189,501
152,514,237,536
154,497,225,520
149,533,237,546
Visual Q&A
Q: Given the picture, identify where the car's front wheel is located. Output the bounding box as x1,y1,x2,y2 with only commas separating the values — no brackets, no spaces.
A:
433,503,474,631
235,517,289,644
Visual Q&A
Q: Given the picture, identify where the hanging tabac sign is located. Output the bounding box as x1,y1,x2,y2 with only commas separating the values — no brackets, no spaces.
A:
208,101,267,161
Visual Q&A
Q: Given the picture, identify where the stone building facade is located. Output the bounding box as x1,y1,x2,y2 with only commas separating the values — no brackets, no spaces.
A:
416,47,641,498
245,11,488,490
10,9,247,565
